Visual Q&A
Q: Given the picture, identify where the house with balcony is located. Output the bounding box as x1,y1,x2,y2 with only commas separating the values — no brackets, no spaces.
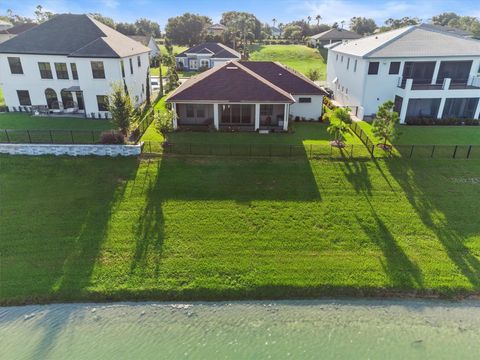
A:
167,61,326,131
0,14,151,118
175,43,241,71
325,24,480,123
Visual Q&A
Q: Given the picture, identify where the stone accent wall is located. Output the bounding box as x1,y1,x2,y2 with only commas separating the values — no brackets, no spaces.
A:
0,143,143,157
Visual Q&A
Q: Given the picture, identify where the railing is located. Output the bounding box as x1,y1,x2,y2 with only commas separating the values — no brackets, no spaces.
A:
0,129,120,144
397,77,480,91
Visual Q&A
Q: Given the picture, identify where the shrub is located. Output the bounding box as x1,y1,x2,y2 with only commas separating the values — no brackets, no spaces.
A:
100,131,125,144
154,109,174,134
306,68,320,82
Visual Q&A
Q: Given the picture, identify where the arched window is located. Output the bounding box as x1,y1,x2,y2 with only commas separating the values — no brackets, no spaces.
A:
45,88,59,109
61,89,74,109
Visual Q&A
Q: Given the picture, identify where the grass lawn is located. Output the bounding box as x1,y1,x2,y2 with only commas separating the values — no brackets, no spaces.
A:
395,126,480,145
150,66,197,78
248,44,326,79
1,155,480,305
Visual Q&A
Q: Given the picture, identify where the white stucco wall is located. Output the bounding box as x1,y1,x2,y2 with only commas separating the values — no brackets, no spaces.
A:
0,52,150,116
289,95,324,120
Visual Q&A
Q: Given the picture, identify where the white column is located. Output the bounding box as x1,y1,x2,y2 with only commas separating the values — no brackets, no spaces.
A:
474,100,480,120
283,104,289,131
254,103,260,130
431,60,441,85
399,97,408,124
213,103,219,130
437,98,447,120
442,78,451,90
405,78,413,90
172,103,178,129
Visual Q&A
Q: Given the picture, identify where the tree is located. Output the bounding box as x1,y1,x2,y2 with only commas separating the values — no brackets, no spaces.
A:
34,5,55,23
350,17,377,35
154,109,174,135
145,73,151,108
307,16,312,25
325,107,351,147
306,68,320,81
108,84,136,135
372,100,400,150
283,25,303,40
221,12,262,51
165,13,211,46
90,13,115,29
315,15,322,26
135,18,161,37
3,9,33,25
272,18,277,27
431,12,459,26
382,17,420,31
116,22,137,35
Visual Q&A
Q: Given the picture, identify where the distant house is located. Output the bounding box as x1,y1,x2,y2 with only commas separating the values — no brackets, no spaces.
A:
128,35,160,58
309,28,361,47
0,19,12,32
207,23,226,37
175,42,241,71
0,23,37,44
270,26,281,37
167,60,327,131
326,24,480,123
0,14,151,116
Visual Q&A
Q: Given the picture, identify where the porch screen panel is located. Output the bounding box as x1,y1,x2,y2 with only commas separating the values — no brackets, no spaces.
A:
442,98,479,119
241,104,253,124
221,105,231,123
406,98,441,119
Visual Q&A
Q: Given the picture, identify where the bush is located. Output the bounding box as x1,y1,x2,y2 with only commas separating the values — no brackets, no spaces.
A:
100,131,125,144
406,117,479,126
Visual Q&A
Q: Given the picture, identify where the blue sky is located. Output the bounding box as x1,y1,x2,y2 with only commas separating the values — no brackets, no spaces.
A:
1,0,479,28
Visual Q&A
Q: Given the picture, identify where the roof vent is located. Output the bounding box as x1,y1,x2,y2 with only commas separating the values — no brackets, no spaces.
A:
226,66,238,70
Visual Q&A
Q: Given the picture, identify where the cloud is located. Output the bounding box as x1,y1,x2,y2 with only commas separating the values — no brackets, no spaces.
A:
100,0,120,8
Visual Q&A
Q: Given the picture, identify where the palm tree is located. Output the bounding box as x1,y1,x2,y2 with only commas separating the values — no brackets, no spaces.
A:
234,14,256,58
307,16,312,25
272,18,277,28
340,20,345,29
315,15,322,26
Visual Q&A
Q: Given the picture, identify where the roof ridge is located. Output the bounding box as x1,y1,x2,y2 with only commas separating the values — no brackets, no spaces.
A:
417,23,479,43
216,42,241,57
362,25,416,58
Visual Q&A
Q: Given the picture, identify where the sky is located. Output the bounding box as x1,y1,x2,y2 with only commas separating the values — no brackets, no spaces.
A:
1,0,479,29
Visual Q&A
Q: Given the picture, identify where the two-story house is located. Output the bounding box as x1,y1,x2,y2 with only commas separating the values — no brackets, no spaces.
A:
0,14,151,117
175,43,241,71
326,24,480,123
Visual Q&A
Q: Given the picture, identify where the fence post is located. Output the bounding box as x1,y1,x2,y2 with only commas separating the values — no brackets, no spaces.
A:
49,130,53,144
467,145,472,159
26,130,32,144
453,145,458,159
4,129,10,143
431,145,435,158
409,145,414,159
70,130,74,144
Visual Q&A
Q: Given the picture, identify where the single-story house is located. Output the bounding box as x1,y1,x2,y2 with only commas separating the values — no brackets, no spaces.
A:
0,23,37,44
128,35,160,58
309,28,361,48
167,61,327,131
207,23,226,37
175,42,241,71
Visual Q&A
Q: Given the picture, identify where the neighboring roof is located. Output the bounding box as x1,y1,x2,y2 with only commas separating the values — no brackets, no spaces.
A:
328,23,480,58
421,24,473,38
0,23,36,35
128,35,160,50
0,14,150,58
208,23,226,30
239,61,327,95
177,42,241,59
0,20,12,26
310,28,361,41
167,62,295,103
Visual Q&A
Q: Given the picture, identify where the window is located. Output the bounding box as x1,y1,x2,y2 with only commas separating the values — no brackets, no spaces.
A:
200,59,209,68
120,60,125,77
137,56,141,67
336,54,338,61
38,62,53,79
45,88,59,109
442,98,479,119
129,58,133,75
186,104,195,117
97,95,109,111
61,89,74,108
299,97,312,103
260,104,273,116
55,63,69,79
354,59,357,72
91,61,105,79
478,63,480,73
8,57,23,74
70,63,78,80
347,58,350,70
368,62,379,75
341,56,344,63
346,88,349,94
17,90,31,106
389,61,400,75
196,104,205,118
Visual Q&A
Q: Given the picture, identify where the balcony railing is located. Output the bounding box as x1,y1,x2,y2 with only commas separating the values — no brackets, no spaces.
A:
397,76,480,91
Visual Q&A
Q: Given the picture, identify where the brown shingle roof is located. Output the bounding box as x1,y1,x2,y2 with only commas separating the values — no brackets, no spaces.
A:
167,62,295,103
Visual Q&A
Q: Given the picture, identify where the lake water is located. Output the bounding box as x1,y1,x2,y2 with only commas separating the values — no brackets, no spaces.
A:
1,300,479,359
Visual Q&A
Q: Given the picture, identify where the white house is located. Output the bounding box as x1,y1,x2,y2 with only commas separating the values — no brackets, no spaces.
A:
309,28,361,48
326,24,480,123
175,43,241,71
167,61,326,131
0,14,151,118
128,35,160,59
0,19,12,32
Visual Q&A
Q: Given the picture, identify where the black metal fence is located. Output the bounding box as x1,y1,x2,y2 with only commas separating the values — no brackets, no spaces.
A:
0,129,119,144
350,122,375,154
142,141,480,160
133,107,156,143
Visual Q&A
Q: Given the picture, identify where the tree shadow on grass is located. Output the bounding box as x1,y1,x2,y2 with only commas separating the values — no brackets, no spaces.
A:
387,160,480,289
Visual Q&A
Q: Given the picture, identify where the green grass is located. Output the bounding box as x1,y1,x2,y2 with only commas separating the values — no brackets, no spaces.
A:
0,113,115,130
1,155,479,305
150,66,197,78
0,87,4,107
395,125,480,145
249,44,326,79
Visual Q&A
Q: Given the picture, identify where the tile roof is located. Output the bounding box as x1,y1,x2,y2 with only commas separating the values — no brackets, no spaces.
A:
167,62,295,103
177,42,241,59
0,14,150,58
327,24,480,58
310,28,361,41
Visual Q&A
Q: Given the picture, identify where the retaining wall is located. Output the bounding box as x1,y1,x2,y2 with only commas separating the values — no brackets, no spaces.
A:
0,143,143,157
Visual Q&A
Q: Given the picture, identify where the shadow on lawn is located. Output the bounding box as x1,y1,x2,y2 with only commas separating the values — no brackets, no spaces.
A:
387,160,480,289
